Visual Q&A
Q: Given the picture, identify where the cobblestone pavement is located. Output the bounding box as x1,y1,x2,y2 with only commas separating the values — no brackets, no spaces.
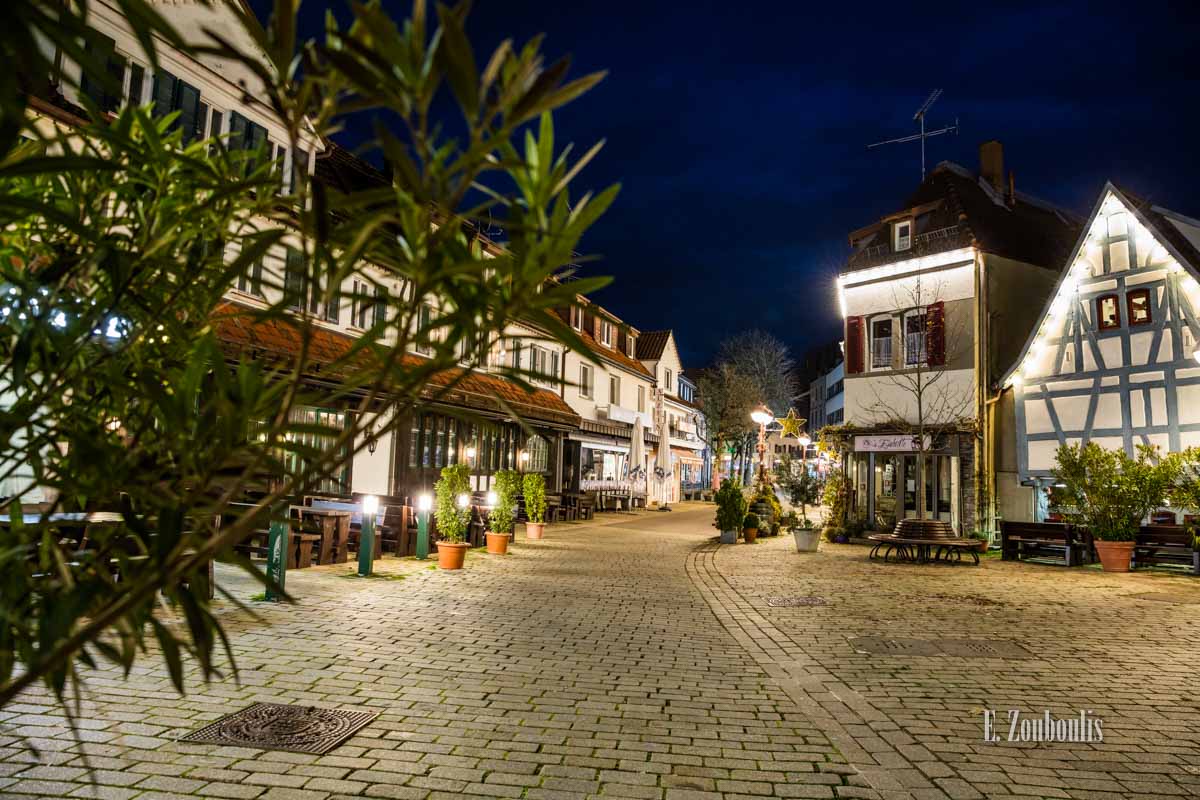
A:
2,506,1199,800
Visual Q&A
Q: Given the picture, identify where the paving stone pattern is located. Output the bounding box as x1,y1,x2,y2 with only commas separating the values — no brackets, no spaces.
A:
2,506,1199,800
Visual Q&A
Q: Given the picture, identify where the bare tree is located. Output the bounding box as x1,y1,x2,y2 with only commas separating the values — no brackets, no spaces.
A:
697,363,757,483
718,330,798,415
862,275,973,521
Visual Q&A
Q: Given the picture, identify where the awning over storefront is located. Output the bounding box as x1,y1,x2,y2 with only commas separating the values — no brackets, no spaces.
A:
577,418,660,445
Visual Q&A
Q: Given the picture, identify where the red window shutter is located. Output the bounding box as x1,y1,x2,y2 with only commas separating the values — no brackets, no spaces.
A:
927,302,946,366
845,316,864,374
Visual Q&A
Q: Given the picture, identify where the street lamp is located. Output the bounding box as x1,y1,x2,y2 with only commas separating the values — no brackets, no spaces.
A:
357,494,379,577
750,405,773,484
416,493,432,560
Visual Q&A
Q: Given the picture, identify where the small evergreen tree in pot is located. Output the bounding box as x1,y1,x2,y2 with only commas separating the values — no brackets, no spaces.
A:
523,473,548,539
490,471,520,535
713,479,747,544
742,512,760,544
434,464,473,569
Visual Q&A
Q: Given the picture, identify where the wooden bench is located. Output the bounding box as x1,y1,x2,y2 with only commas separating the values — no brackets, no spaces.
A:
1001,521,1092,566
868,533,981,565
1133,525,1200,574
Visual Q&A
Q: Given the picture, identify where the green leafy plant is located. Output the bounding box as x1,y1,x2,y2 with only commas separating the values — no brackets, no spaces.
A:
780,510,799,530
1053,442,1182,541
743,512,760,530
489,470,520,534
0,0,618,711
434,464,472,543
714,479,747,533
523,472,547,524
824,526,844,543
774,455,822,523
822,465,848,527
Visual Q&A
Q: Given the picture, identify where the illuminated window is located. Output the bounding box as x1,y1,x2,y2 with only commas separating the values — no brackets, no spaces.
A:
871,318,893,368
1096,294,1120,330
526,435,549,473
904,312,927,366
893,220,912,251
1127,289,1151,326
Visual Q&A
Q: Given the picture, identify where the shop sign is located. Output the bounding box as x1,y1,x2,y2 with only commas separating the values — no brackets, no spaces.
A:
854,434,931,452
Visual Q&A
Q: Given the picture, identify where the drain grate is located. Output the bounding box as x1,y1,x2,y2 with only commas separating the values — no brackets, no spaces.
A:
850,637,1032,659
1128,592,1200,604
180,703,378,754
766,596,828,607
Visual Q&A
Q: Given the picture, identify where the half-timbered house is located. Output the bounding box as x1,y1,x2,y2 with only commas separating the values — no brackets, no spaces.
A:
1004,184,1200,520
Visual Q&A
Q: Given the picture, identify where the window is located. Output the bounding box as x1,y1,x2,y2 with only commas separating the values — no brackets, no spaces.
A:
284,247,306,311
626,335,635,357
237,256,264,297
664,368,673,393
637,385,646,413
351,280,375,328
871,318,893,369
571,306,583,331
151,70,207,142
579,364,593,399
525,435,549,473
894,220,912,252
510,337,522,369
609,375,621,406
79,29,127,113
128,63,145,106
1127,289,1151,326
416,305,433,355
227,111,269,169
277,406,348,494
600,320,613,347
904,311,927,366
1097,294,1120,330
292,147,309,195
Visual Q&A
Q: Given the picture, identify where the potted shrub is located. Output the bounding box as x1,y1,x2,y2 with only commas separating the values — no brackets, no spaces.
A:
743,512,760,543
714,479,746,544
434,464,472,570
968,528,990,553
523,472,548,539
487,470,520,554
824,525,844,544
1054,442,1182,572
786,512,820,553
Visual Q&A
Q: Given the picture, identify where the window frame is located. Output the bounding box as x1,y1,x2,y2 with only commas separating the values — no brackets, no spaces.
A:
893,220,912,252
600,320,613,347
1127,288,1152,327
1096,293,1121,331
869,315,894,371
609,374,621,407
903,309,928,366
579,363,593,399
637,385,645,414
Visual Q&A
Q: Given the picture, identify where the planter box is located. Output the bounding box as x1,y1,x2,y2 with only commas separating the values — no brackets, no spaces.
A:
792,528,820,552
719,530,737,544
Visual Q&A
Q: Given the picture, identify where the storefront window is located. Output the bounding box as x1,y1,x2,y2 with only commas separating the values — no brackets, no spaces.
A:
526,434,549,473
280,405,348,494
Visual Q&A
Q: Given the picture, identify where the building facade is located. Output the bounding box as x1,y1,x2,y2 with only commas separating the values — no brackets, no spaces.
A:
838,143,1078,533
637,331,707,502
1004,184,1200,521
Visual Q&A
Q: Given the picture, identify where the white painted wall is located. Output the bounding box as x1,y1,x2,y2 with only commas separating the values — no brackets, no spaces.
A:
844,368,976,427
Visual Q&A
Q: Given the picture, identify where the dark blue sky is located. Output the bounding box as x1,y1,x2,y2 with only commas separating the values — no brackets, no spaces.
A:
258,1,1200,367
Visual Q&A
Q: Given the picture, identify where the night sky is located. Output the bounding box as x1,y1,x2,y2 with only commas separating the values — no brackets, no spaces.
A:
254,1,1200,368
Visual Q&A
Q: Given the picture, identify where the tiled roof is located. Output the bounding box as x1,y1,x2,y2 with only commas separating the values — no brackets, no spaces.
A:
211,302,580,428
635,330,672,360
314,140,390,195
845,161,1080,273
553,308,654,380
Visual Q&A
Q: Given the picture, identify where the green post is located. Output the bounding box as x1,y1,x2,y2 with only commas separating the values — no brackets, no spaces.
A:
416,508,430,560
265,518,289,601
357,514,376,577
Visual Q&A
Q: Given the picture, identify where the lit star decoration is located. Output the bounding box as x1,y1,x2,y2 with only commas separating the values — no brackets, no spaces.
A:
776,408,806,439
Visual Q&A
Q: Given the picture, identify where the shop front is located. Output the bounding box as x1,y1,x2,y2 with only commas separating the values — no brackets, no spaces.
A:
846,431,969,533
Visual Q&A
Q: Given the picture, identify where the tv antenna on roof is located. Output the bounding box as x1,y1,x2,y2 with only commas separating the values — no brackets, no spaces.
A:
868,89,959,179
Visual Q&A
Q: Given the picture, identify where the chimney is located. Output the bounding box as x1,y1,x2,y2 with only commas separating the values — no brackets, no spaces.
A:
979,140,1004,193
1007,170,1016,206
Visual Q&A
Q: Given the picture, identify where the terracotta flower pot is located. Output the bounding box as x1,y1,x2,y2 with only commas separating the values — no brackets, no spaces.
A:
526,522,545,540
743,527,758,544
1094,540,1135,572
975,539,989,553
436,541,469,570
485,531,509,555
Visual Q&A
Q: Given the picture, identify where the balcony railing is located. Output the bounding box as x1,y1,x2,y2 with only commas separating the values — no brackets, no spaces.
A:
848,224,964,270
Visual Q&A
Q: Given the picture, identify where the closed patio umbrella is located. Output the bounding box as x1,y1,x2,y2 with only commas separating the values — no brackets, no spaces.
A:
656,412,672,509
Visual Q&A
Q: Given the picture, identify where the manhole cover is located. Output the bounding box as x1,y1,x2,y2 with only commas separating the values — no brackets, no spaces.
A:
1128,592,1200,604
180,703,378,754
850,637,1032,659
766,596,828,607
936,639,1033,659
850,636,941,656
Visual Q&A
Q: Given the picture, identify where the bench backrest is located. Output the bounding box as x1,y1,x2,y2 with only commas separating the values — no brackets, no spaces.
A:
1137,524,1191,546
1000,521,1072,542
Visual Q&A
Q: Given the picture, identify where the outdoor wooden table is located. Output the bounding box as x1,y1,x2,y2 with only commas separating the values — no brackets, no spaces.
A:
291,506,351,565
